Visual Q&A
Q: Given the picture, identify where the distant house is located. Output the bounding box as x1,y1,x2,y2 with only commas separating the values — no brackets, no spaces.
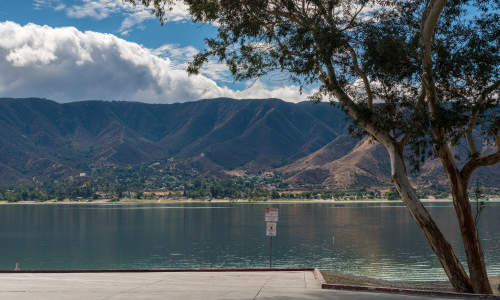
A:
79,173,87,177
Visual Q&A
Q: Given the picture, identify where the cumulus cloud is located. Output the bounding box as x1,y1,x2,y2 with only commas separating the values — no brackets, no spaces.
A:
0,21,310,103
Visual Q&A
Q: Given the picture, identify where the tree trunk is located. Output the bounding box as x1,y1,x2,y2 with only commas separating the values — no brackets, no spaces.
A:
385,143,474,293
439,153,493,294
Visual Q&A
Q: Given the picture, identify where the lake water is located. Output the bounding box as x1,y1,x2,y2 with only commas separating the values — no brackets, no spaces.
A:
1,202,499,281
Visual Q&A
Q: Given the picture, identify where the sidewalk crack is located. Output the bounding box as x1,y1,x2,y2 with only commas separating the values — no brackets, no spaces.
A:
253,275,271,300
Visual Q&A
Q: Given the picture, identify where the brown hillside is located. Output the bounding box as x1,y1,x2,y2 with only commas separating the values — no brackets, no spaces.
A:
281,134,500,189
282,136,391,188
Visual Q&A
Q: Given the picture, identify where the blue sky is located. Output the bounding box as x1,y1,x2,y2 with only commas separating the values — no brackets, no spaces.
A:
1,1,214,48
0,1,310,103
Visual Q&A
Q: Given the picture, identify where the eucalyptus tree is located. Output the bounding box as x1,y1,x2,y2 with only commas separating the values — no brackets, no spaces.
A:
125,0,499,293
418,0,498,294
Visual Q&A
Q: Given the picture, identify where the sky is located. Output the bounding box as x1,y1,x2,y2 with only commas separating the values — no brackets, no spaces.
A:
0,0,312,104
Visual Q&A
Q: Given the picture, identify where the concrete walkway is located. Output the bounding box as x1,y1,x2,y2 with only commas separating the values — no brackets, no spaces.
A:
0,271,456,299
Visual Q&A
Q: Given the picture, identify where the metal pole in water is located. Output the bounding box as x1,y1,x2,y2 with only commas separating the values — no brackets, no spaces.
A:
269,236,272,268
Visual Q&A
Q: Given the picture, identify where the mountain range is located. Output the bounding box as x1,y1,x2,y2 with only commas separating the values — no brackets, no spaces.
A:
1,97,498,188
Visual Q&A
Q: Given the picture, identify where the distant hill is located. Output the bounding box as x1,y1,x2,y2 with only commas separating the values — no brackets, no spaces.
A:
279,134,500,189
280,136,391,188
1,97,498,188
0,97,347,183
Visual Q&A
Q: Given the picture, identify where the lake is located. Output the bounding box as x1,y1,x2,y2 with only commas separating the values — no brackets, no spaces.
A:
1,202,499,281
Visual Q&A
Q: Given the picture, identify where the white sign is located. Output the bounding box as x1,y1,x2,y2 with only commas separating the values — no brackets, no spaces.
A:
265,207,279,222
266,222,277,236
265,215,278,222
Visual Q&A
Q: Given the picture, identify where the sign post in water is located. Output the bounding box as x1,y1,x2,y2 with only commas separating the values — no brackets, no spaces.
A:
265,207,279,268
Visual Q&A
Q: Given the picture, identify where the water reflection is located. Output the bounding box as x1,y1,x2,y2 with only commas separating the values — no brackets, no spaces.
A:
0,202,498,281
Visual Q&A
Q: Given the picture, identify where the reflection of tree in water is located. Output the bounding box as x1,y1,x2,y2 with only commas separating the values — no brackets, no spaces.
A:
474,180,487,229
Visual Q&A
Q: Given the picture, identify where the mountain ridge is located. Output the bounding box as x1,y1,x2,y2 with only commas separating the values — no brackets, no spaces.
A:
0,97,347,183
1,97,499,189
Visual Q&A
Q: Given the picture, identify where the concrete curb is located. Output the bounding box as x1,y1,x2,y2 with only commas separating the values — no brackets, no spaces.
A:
0,268,314,274
313,268,327,285
313,269,500,299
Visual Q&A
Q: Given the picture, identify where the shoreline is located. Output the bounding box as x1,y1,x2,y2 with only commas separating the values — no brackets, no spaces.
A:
1,198,499,205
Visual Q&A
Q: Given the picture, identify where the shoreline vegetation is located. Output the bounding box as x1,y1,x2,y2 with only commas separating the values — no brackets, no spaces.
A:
2,171,499,205
1,197,499,205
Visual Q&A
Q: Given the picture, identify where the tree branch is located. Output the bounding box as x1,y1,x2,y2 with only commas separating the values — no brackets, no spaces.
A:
268,0,307,26
420,0,464,181
465,127,479,158
321,59,394,146
420,0,446,112
496,131,500,151
347,45,374,111
420,0,448,142
478,80,500,103
340,2,366,32
399,89,426,147
465,80,500,157
461,151,500,186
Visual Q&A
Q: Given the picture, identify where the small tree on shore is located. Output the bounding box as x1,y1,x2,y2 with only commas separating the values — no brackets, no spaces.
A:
126,0,498,293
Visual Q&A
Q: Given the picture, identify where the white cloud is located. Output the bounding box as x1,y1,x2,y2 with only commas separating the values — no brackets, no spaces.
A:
65,0,119,20
115,2,191,35
0,21,310,103
232,80,313,103
119,9,154,35
33,0,65,10
153,44,231,82
34,0,190,35
33,0,50,9
54,4,66,11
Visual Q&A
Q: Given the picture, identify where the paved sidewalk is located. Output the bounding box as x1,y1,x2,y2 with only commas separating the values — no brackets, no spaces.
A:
0,271,455,299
